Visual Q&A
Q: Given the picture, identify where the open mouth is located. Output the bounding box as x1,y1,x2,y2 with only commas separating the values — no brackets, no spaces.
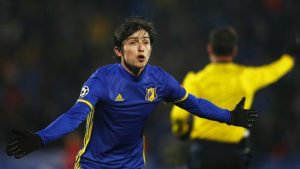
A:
137,55,145,62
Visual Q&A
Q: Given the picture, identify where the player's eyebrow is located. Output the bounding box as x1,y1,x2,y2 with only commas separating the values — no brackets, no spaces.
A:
127,36,150,40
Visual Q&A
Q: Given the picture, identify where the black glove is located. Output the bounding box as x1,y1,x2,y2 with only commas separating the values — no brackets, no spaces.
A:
229,97,258,128
284,35,300,57
5,129,43,159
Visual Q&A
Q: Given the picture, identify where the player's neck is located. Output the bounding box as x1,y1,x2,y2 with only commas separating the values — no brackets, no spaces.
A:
210,55,233,63
122,61,144,77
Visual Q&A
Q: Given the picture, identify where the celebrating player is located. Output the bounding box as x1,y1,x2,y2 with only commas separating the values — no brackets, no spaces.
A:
5,17,258,169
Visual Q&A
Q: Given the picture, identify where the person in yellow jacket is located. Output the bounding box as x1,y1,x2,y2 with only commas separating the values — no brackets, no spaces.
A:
170,26,297,169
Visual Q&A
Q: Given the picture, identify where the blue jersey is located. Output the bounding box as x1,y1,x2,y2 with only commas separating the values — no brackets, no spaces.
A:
37,63,230,169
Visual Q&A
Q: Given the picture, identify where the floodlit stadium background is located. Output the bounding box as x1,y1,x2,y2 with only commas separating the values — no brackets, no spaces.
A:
0,0,299,169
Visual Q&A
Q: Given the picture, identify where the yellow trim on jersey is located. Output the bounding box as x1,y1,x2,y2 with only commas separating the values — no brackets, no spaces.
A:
75,99,95,169
173,91,189,103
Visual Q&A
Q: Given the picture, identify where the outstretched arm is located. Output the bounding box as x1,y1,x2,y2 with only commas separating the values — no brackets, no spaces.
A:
36,101,91,144
5,71,102,159
175,94,257,128
163,70,257,129
244,36,299,91
5,101,91,159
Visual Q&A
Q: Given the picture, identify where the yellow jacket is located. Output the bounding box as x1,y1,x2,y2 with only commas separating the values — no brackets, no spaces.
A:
171,54,294,143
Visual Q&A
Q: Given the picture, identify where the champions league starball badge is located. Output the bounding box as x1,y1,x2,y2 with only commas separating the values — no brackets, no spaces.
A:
80,86,89,98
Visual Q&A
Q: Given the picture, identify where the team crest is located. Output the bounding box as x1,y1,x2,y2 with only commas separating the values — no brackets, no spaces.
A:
145,87,157,102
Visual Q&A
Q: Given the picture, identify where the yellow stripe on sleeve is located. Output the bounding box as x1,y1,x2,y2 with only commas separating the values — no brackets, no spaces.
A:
173,91,189,103
77,99,93,110
74,99,95,169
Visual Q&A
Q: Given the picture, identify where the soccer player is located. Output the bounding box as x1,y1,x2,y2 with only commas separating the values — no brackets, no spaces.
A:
170,26,298,169
5,17,257,169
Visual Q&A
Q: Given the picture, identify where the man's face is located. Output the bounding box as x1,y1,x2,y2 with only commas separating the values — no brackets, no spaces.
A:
119,30,152,69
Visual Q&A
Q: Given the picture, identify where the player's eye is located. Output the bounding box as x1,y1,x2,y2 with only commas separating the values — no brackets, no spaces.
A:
129,41,137,45
143,41,150,45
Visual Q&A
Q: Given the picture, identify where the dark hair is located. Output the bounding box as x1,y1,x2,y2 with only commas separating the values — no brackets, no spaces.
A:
113,16,157,62
209,26,238,56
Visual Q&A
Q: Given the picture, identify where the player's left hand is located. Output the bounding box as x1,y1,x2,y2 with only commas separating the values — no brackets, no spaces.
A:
229,97,258,128
5,129,42,159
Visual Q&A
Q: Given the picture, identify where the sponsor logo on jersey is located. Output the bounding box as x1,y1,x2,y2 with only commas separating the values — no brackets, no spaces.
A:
115,93,125,102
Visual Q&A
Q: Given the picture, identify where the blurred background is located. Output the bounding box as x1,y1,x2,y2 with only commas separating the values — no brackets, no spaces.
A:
0,0,299,169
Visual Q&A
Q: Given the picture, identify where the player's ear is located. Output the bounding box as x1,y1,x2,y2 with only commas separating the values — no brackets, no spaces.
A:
207,43,213,55
114,47,123,58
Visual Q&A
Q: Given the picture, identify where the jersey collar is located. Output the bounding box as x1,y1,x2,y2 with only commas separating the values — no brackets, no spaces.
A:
118,63,147,81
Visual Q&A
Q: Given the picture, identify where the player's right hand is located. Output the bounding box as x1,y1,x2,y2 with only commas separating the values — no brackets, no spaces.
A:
229,97,258,128
5,129,42,159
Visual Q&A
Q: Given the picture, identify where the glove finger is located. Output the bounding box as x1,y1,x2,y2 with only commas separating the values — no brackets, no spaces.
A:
12,129,27,137
249,113,257,120
251,115,258,120
5,141,20,151
247,110,258,116
248,113,258,119
248,119,256,123
5,144,21,155
250,114,258,119
15,151,27,159
7,148,22,156
13,149,26,159
5,140,21,150
24,129,34,136
6,146,22,156
6,150,16,156
236,97,246,109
